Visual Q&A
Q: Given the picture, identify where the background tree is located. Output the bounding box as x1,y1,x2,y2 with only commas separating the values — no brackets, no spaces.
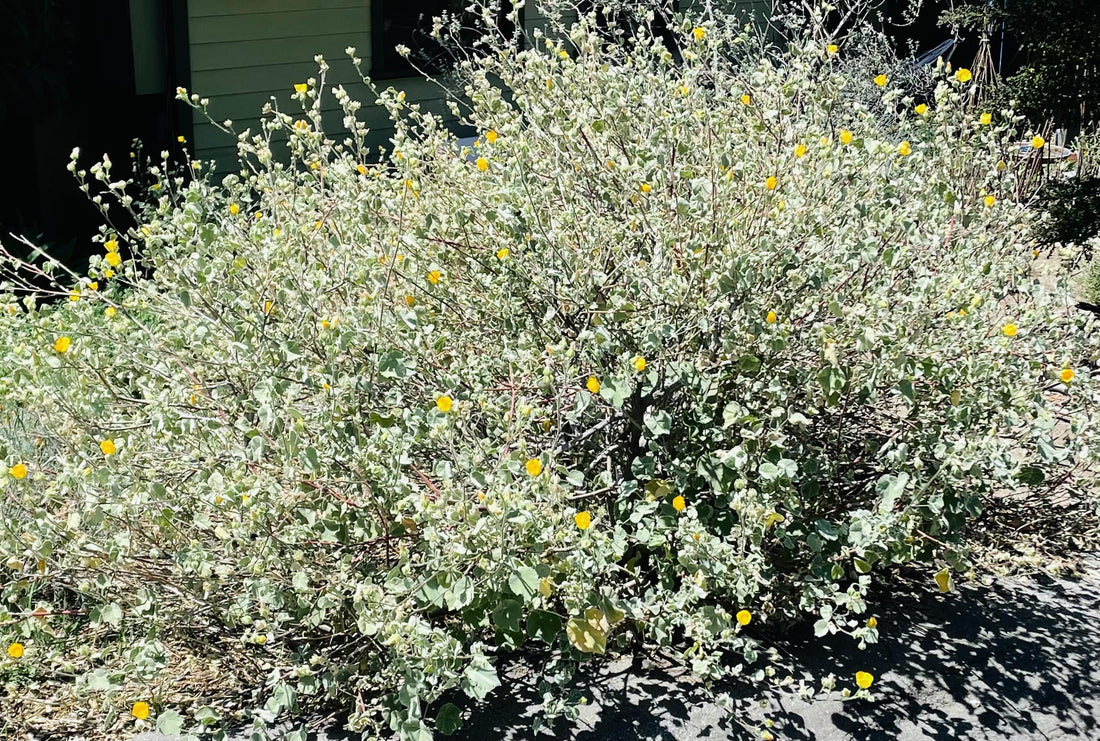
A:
941,0,1100,131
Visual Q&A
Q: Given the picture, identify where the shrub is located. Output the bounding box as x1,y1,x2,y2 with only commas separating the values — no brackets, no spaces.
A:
2,4,1098,740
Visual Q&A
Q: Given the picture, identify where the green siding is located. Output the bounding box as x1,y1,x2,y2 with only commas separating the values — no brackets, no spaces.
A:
188,0,365,16
189,0,464,169
188,0,374,168
679,0,774,29
189,1,771,168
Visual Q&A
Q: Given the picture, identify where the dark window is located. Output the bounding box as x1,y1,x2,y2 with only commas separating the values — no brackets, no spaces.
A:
577,1,681,57
372,1,519,78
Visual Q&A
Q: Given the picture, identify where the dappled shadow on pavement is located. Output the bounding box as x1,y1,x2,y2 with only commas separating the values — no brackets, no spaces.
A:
784,559,1100,741
446,555,1100,741
137,557,1100,740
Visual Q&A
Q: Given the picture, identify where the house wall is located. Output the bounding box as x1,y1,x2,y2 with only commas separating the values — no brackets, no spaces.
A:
680,0,773,26
188,1,771,170
188,0,374,168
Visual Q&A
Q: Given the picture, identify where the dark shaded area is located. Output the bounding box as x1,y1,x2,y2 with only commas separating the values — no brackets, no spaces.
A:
1035,178,1100,255
0,0,188,271
371,0,519,80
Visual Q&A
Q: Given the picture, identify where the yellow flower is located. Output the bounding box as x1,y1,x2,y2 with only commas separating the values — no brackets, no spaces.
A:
7,642,24,659
672,495,686,511
874,74,888,87
496,248,510,260
640,182,652,193
766,310,778,324
840,130,853,145
177,135,186,143
586,376,601,393
632,356,647,372
984,195,996,208
105,239,119,252
53,337,71,353
1031,135,1046,150
405,295,415,307
980,112,992,125
559,50,570,59
692,26,706,40
740,94,752,106
485,130,499,144
867,616,878,628
574,511,592,530
294,120,309,131
955,68,972,83
99,439,117,456
87,282,98,291
795,143,807,158
1061,368,1075,384
131,701,151,720
1002,323,1018,337
525,458,543,477
357,164,368,175
105,306,116,317
427,270,441,285
476,157,489,172
69,290,81,302
436,395,453,413
263,300,274,314
229,203,240,215
855,671,874,689
736,609,752,626
826,43,838,55
897,141,911,156
104,269,115,278
294,83,308,93
915,103,928,115
105,251,121,267
9,463,27,479
765,176,778,190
